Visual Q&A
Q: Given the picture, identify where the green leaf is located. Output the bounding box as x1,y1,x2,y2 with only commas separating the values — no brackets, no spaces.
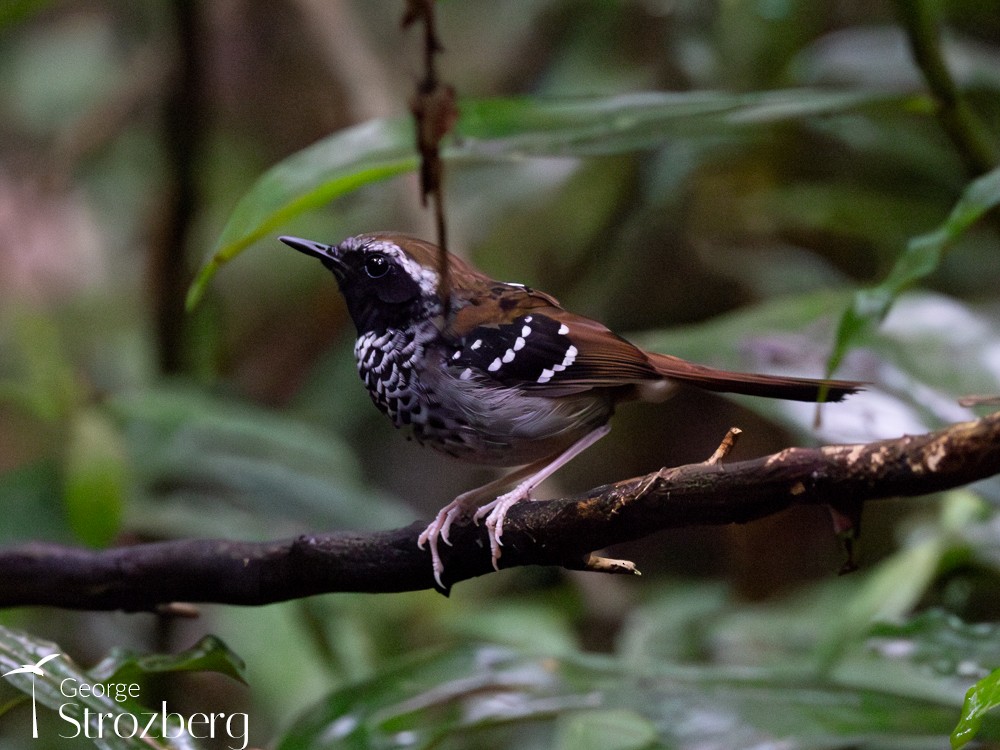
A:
88,635,247,686
63,407,127,547
0,625,199,749
187,88,923,309
818,491,988,668
185,116,417,309
438,600,580,656
554,709,657,750
453,90,918,154
954,668,1000,749
107,385,412,535
276,641,998,750
868,611,1000,682
827,165,1000,374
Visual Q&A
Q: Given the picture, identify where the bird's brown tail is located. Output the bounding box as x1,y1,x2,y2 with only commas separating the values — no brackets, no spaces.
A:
647,352,864,402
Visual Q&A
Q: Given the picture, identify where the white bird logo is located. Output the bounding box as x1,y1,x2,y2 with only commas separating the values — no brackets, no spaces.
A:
3,653,61,738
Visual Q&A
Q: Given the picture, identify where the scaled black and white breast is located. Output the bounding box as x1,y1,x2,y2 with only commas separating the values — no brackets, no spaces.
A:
353,326,430,427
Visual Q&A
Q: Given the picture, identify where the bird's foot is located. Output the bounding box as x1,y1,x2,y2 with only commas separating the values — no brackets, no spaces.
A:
417,498,470,589
474,481,534,571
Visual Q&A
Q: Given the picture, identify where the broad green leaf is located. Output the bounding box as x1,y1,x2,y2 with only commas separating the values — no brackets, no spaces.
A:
107,386,412,535
437,600,579,656
818,492,987,668
616,581,732,667
63,407,126,547
186,89,923,309
453,90,917,153
0,625,198,749
186,116,417,309
827,165,1000,374
953,668,1000,749
554,709,657,750
88,635,247,686
868,611,1000,683
276,641,998,750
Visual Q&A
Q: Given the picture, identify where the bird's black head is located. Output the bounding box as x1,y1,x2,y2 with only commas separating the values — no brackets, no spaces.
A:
280,234,442,333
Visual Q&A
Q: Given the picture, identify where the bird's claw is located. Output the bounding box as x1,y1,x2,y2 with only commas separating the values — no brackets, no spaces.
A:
421,482,535,583
480,482,534,571
418,501,466,589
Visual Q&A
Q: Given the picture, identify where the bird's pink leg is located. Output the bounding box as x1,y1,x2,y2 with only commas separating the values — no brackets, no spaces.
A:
477,425,611,571
418,461,557,588
418,425,610,586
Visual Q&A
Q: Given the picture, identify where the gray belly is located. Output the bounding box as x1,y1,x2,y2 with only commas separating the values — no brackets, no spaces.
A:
414,365,614,466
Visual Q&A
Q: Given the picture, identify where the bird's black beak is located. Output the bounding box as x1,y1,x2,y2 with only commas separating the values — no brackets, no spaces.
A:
279,235,347,279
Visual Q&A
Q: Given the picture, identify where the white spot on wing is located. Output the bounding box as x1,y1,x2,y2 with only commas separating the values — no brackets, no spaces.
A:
488,357,502,372
558,324,570,335
460,368,473,380
521,326,531,337
549,344,578,375
563,344,578,368
513,336,525,351
502,349,516,363
538,368,555,384
471,339,482,350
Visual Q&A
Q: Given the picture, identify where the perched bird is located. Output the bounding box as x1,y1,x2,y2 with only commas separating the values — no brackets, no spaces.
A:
281,233,862,586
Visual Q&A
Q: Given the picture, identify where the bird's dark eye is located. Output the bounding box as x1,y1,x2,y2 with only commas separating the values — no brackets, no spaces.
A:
364,254,390,278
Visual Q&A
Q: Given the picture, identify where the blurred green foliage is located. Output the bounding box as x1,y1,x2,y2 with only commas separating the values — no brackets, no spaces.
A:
1,1,1000,748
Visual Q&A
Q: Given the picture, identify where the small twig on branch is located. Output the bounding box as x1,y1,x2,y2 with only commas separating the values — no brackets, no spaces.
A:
2,411,999,612
706,427,742,465
959,395,1000,408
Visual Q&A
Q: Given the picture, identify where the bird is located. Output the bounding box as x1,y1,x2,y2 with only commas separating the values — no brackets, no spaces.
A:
280,232,863,587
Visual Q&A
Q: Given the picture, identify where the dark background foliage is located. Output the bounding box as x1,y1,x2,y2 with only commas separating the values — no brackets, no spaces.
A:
2,1,1000,747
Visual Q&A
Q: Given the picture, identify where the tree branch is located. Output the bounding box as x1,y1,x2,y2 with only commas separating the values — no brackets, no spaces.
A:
2,411,999,611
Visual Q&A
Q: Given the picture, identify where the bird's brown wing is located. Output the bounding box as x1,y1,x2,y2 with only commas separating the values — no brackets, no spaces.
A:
446,288,664,396
448,286,862,403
